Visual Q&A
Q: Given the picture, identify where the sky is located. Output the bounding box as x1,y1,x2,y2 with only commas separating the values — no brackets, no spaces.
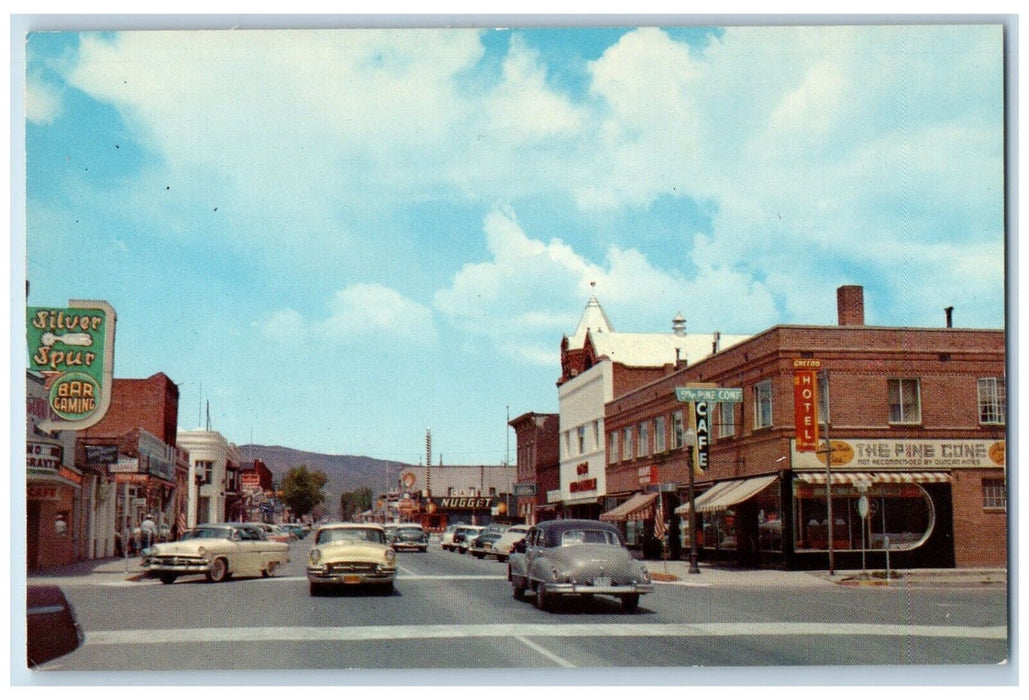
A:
19,21,1007,465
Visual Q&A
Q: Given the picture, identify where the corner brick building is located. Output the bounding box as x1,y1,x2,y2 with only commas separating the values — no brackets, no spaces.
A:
601,286,1006,570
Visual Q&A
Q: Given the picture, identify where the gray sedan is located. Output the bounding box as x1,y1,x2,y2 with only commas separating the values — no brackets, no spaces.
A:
507,519,653,612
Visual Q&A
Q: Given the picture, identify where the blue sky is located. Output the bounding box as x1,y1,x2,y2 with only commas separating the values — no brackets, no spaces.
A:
20,24,1006,464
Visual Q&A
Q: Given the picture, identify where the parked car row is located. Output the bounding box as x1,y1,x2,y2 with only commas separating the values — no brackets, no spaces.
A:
441,523,529,562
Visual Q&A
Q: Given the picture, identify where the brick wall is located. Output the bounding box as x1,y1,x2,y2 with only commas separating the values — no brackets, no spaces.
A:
950,468,1007,567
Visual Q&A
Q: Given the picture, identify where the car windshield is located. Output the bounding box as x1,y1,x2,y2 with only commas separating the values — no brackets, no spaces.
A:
397,527,422,535
183,527,233,541
317,528,386,545
560,529,619,546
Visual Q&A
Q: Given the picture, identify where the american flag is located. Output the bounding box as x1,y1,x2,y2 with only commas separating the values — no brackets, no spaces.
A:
653,495,667,542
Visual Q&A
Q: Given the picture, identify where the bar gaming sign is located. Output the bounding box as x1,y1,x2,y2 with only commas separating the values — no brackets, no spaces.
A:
27,300,117,432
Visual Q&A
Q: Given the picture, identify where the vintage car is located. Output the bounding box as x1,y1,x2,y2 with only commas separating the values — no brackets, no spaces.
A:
452,525,485,554
467,529,505,559
391,523,429,552
253,522,293,543
307,523,397,595
141,522,290,585
507,519,653,612
27,584,83,667
440,524,459,551
492,524,530,563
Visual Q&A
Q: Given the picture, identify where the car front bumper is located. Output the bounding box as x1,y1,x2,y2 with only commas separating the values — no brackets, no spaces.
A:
392,542,427,551
142,557,211,575
307,565,396,585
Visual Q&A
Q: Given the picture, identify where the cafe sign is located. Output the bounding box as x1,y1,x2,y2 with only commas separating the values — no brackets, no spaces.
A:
27,300,116,432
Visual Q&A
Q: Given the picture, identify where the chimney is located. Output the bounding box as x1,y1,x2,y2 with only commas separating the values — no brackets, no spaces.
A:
837,285,865,326
945,306,954,328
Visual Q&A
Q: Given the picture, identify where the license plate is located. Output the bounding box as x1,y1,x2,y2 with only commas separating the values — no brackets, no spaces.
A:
343,575,361,584
592,576,611,587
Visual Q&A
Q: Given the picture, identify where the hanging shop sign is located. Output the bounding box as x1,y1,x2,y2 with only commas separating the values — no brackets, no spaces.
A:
434,496,496,511
27,300,116,432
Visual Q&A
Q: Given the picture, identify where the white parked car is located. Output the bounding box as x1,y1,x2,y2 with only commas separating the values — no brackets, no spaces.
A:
142,522,290,585
492,524,530,563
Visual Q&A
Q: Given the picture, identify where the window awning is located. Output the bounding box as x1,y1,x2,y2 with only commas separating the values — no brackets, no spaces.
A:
562,495,601,506
794,471,951,485
599,492,658,521
675,475,778,514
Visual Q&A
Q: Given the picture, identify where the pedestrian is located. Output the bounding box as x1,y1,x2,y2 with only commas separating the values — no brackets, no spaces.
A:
140,514,157,550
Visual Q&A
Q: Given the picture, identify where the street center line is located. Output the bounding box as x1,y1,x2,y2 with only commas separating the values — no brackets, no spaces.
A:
514,635,576,668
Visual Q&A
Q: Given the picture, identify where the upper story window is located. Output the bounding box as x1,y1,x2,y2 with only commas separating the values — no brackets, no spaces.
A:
978,377,1006,425
719,402,736,438
591,420,601,451
577,425,586,455
754,380,773,429
671,410,685,449
622,426,634,461
637,421,649,457
196,460,214,484
982,478,1006,510
654,415,667,452
608,431,619,464
888,378,921,424
818,372,830,424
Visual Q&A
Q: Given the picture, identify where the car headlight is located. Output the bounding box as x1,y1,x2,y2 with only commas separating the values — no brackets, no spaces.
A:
197,546,207,558
309,548,321,565
385,549,396,564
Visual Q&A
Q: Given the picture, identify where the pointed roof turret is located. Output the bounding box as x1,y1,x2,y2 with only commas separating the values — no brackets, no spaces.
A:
566,287,614,350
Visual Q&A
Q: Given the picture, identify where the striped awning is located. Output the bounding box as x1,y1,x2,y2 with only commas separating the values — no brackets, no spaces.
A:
599,492,658,522
674,475,778,514
794,471,951,485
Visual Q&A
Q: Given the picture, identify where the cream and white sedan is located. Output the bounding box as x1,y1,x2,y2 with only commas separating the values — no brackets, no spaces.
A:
306,523,397,595
141,522,290,585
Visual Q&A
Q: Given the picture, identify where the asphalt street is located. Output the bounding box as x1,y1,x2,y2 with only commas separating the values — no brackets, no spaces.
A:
20,538,1010,683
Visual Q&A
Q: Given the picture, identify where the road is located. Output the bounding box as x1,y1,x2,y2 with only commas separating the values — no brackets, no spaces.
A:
27,538,1009,676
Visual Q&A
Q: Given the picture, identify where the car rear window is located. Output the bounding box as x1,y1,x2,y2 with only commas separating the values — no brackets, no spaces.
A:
318,528,385,545
560,529,619,546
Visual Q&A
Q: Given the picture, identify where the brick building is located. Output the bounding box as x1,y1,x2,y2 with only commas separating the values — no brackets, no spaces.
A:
508,412,560,525
76,372,190,556
601,286,1006,570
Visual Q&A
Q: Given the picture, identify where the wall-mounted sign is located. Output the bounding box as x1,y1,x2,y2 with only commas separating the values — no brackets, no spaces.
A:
27,440,63,472
27,300,116,432
793,361,820,452
792,438,1006,470
436,496,496,510
569,478,597,493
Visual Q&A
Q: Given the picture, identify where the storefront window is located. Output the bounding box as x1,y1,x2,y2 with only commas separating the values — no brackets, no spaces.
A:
793,481,934,552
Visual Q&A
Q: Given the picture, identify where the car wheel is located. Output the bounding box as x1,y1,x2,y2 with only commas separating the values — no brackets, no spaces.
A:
512,582,525,600
535,583,551,612
621,594,640,613
496,555,507,563
158,574,177,585
474,552,484,559
206,558,229,583
309,582,323,596
262,561,277,578
380,581,395,595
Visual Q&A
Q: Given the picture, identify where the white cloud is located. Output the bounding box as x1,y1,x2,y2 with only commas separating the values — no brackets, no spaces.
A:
258,284,436,348
26,77,62,124
256,308,306,344
320,283,436,345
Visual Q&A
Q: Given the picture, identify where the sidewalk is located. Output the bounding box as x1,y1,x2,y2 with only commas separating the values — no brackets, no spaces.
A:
27,554,1007,589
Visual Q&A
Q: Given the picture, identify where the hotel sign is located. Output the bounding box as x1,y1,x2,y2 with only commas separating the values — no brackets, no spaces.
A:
27,300,116,432
793,359,821,452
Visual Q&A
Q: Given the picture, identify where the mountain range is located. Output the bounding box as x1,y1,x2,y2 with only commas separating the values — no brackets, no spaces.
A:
238,444,417,507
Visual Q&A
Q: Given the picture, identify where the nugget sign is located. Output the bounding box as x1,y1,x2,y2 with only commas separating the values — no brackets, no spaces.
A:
27,300,116,432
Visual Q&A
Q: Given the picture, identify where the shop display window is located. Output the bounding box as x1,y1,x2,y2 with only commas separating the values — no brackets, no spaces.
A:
793,481,934,552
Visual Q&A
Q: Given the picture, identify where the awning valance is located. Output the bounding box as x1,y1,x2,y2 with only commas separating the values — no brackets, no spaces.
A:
794,471,951,485
599,492,658,522
675,475,779,514
562,495,601,506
